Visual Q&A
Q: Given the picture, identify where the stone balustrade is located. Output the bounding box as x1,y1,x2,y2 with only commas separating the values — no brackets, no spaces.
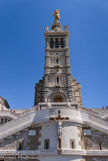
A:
61,149,108,156
101,109,108,119
0,149,108,156
0,112,37,140
0,110,18,119
0,149,58,156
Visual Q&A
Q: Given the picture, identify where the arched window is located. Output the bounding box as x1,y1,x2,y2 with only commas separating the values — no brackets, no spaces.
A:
19,143,22,150
55,38,59,48
56,58,58,64
70,139,75,149
99,143,102,150
50,38,54,48
17,140,23,150
61,38,64,48
44,139,50,149
57,77,59,83
53,95,63,102
1,119,3,124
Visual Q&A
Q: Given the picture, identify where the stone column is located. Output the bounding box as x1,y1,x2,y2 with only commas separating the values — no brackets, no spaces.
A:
64,36,68,48
46,37,50,49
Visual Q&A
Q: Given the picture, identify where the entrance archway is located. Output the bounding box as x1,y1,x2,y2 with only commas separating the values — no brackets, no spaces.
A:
49,91,67,102
53,95,63,102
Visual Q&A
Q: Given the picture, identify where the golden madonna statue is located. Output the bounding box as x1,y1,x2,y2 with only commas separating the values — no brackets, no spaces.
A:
53,9,60,21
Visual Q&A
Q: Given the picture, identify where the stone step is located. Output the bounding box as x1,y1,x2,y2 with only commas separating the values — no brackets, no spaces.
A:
0,112,37,140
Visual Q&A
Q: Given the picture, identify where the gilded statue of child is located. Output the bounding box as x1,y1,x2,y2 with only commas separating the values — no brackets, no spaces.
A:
53,9,60,21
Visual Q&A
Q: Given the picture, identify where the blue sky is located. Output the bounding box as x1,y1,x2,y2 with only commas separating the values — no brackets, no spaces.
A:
0,0,108,109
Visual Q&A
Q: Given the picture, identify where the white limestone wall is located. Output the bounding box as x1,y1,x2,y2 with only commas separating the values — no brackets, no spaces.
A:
34,109,49,123
39,155,82,161
62,123,81,149
35,108,83,151
52,108,81,121
39,123,58,149
38,123,81,150
34,108,82,124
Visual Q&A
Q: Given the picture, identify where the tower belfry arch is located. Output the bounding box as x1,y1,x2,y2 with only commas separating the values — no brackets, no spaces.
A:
34,10,82,107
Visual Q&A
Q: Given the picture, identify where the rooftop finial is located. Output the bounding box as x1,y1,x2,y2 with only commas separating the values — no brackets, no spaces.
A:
53,9,60,21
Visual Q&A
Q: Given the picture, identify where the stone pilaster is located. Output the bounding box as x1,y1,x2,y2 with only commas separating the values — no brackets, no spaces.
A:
65,51,73,102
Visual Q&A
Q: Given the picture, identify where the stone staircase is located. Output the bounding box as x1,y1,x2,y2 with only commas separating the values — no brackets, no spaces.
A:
100,109,108,119
0,107,108,140
0,110,19,119
81,111,108,134
18,106,37,117
0,111,37,140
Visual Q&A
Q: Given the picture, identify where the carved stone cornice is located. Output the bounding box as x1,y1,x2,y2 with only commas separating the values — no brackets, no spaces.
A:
61,149,108,156
44,31,69,37
45,48,69,52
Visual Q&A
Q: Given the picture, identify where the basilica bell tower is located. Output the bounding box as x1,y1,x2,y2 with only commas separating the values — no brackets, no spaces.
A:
34,10,82,107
